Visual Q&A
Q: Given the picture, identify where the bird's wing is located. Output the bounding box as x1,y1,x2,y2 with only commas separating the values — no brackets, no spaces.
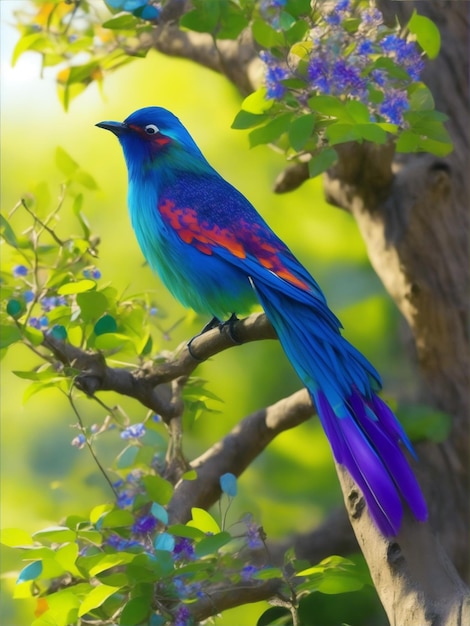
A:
158,172,335,312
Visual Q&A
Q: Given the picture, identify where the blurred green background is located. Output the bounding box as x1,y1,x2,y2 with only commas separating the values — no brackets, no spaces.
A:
0,2,405,623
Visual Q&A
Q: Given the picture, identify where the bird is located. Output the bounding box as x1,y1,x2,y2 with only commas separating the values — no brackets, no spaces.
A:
97,106,427,536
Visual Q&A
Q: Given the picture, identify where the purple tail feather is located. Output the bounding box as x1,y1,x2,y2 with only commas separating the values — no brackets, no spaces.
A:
253,276,428,536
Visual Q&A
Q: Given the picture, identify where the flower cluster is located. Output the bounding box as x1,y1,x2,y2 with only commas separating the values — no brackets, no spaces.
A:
82,267,102,280
259,0,425,125
114,471,146,508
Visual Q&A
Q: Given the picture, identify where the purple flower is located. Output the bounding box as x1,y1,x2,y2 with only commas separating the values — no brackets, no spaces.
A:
307,56,330,94
174,605,191,626
23,290,34,303
117,491,135,508
121,423,146,440
82,268,101,280
41,296,67,312
332,59,366,95
13,265,28,278
324,13,341,26
241,564,258,581
173,537,195,561
245,521,263,549
260,51,289,100
149,306,158,316
132,514,158,534
28,316,48,329
336,0,350,11
106,533,142,550
71,433,86,449
357,39,374,56
360,7,383,29
379,89,409,125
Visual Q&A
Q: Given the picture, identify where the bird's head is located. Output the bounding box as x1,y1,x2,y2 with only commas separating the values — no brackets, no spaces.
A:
96,107,207,178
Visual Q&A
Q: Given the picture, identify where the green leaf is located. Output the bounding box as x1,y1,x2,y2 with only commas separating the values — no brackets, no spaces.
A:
87,552,135,576
257,606,291,626
76,291,108,322
0,527,33,547
231,110,269,130
74,169,99,190
120,596,150,625
179,0,220,34
0,324,22,349
17,560,42,583
58,279,96,295
33,526,76,543
1,214,18,247
116,445,139,469
408,83,435,111
345,100,370,124
396,130,420,152
55,542,81,577
13,369,63,382
252,19,284,47
253,567,283,580
12,33,49,66
187,508,220,534
102,14,139,30
407,12,441,59
398,405,452,443
101,509,134,529
308,147,338,178
308,95,353,122
167,524,205,540
94,314,118,335
357,123,387,144
55,147,79,177
288,114,315,151
325,123,362,146
249,113,293,148
194,531,231,557
217,2,249,39
78,584,122,617
143,474,173,505
241,88,273,114
417,136,453,157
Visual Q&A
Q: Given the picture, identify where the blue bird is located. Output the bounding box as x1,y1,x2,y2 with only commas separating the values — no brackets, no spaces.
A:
97,106,427,536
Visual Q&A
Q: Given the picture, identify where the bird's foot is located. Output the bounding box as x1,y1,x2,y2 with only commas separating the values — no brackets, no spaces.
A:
187,314,241,361
187,316,221,361
220,313,242,346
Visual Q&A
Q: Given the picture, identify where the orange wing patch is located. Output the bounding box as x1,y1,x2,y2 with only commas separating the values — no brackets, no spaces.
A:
159,199,246,259
159,199,310,291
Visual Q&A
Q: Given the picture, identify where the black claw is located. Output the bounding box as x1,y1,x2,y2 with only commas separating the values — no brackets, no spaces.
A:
221,313,242,345
187,316,222,361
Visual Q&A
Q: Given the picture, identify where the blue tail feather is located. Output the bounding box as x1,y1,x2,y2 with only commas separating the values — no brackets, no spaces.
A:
252,275,428,536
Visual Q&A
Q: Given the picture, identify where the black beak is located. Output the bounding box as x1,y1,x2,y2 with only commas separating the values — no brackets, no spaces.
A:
96,120,128,136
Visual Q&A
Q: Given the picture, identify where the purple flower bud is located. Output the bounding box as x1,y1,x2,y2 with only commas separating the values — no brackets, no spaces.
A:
173,537,195,561
23,290,34,303
71,433,86,449
132,514,158,534
13,265,28,278
174,605,191,626
121,423,146,440
241,564,258,580
28,317,42,330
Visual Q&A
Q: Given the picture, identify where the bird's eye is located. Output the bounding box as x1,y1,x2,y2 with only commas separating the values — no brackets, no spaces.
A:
144,124,159,135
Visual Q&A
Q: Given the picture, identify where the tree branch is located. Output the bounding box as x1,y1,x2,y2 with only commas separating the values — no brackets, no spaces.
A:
168,388,314,523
